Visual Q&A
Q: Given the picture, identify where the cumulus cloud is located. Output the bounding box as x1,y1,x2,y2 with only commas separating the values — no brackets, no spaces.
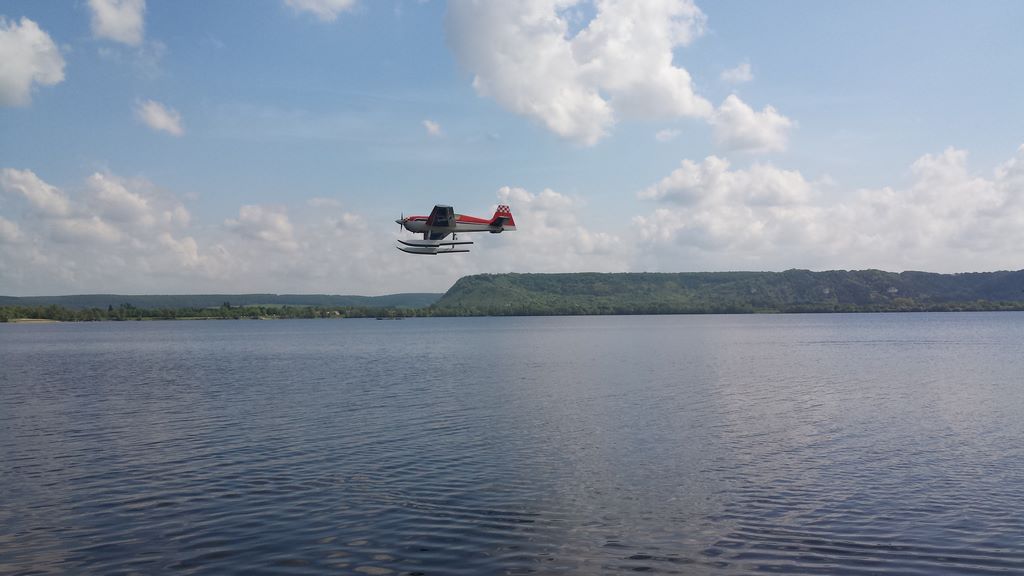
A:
48,215,123,245
88,0,146,46
285,0,357,22
1,168,71,216
0,167,439,295
87,172,151,222
635,146,1024,272
86,172,190,229
639,156,812,206
423,119,443,137
0,17,65,106
8,146,1023,296
225,205,299,252
479,186,629,272
634,157,820,261
0,168,222,293
711,94,793,153
571,0,710,118
846,147,1021,264
446,0,712,146
720,61,752,84
0,169,192,241
213,199,405,293
135,99,184,136
0,215,22,244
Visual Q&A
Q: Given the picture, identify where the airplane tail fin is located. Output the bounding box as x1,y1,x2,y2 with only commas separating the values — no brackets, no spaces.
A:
489,205,516,231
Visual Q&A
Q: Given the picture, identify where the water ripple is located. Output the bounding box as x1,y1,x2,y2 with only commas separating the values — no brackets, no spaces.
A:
2,314,1024,574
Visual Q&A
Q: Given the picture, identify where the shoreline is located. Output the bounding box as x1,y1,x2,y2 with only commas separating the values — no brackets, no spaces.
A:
4,307,1024,324
6,318,61,324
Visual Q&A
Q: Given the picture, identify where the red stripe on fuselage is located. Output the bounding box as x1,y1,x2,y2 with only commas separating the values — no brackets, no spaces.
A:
409,214,489,224
456,214,490,224
402,213,506,235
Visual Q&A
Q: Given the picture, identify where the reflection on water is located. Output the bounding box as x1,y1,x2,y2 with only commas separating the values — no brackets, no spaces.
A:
2,313,1023,574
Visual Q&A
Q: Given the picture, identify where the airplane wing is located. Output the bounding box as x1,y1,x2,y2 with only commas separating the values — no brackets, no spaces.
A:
424,205,455,240
425,205,455,229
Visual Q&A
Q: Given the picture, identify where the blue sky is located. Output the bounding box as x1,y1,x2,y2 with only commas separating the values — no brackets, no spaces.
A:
2,0,1023,296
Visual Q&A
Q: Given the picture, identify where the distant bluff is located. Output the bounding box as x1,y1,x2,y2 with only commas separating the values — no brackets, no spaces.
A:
432,270,1024,315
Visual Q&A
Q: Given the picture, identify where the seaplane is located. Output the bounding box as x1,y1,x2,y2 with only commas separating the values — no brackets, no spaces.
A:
396,204,516,254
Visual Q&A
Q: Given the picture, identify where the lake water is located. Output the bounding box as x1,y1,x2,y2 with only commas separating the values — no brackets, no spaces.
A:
2,313,1023,574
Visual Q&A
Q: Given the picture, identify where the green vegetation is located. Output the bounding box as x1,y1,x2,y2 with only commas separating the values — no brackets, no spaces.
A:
0,292,441,310
0,301,435,322
429,270,1024,316
4,270,1023,322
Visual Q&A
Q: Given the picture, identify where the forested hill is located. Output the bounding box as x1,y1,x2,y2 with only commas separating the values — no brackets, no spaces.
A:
0,293,441,310
432,270,1024,315
7,270,1024,319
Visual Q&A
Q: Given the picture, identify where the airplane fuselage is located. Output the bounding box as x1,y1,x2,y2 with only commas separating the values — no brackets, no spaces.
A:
398,214,507,235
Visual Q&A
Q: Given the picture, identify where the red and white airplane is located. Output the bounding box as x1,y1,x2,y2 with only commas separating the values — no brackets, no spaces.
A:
396,204,516,254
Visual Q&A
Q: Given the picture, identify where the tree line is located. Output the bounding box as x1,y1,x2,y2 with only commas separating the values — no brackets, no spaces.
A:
0,302,434,322
5,270,1024,322
4,298,1024,323
430,270,1024,315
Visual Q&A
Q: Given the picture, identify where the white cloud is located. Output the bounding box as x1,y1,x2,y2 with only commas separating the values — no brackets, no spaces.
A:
711,94,793,153
0,215,22,244
8,146,1023,297
639,156,812,206
720,61,753,84
0,168,438,295
88,0,146,46
212,201,398,293
0,17,65,106
655,128,680,142
135,99,184,136
571,0,711,118
88,172,150,222
285,0,357,22
225,205,299,252
446,0,712,146
446,0,611,146
481,186,629,272
634,158,822,261
158,233,205,269
635,146,1024,273
86,172,190,229
1,168,71,216
844,147,1018,263
423,119,443,137
49,216,123,245
0,168,218,293
304,197,364,230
